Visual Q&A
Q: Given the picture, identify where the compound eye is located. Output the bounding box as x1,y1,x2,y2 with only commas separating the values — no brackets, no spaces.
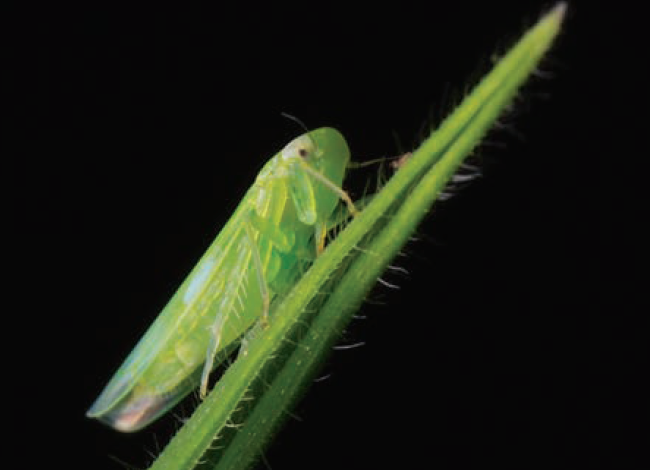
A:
281,135,316,162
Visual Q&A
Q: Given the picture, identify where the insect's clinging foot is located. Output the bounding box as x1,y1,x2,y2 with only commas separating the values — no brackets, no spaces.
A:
261,295,270,329
199,383,208,400
343,193,359,218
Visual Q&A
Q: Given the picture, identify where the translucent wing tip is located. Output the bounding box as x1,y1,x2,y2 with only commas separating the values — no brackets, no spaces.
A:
87,390,169,432
86,372,171,432
86,370,133,416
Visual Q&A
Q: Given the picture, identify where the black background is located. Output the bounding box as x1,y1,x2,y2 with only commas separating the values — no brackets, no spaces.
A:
10,1,642,469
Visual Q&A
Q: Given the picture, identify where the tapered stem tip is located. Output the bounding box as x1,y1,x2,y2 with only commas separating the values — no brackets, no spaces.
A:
551,2,568,21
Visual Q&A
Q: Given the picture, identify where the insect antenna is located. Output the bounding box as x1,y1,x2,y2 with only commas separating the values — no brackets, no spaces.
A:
280,112,320,154
280,112,309,133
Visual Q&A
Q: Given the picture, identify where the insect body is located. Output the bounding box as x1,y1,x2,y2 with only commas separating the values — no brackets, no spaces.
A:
86,128,353,431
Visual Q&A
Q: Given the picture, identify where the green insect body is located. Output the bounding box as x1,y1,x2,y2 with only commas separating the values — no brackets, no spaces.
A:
86,128,352,432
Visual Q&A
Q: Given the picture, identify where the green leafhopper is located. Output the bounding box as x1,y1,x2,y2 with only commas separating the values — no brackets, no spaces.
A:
86,128,355,432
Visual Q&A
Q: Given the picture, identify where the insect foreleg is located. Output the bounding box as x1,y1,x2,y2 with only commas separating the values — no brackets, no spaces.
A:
299,161,358,217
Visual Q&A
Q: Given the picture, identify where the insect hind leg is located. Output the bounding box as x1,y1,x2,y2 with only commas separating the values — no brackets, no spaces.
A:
200,315,225,399
199,222,270,399
198,216,280,398
244,221,271,327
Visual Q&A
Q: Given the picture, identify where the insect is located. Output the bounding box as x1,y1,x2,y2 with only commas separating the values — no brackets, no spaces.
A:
86,128,356,432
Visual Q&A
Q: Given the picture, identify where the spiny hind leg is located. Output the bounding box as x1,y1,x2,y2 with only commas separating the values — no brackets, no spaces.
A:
200,315,226,399
200,223,271,398
244,221,270,328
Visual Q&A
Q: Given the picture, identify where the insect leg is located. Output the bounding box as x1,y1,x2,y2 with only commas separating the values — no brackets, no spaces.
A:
201,315,226,399
299,161,359,217
244,221,271,328
315,221,327,255
199,221,271,398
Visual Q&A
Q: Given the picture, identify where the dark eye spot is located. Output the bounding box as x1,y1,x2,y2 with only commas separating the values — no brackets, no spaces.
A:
298,148,309,158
